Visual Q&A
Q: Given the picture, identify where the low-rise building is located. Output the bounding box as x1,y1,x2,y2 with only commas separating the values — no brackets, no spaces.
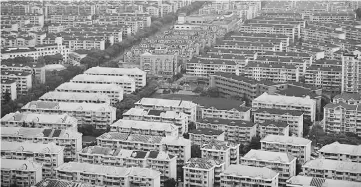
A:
319,142,361,163
39,91,111,105
1,70,32,95
21,101,116,129
189,128,225,146
1,79,17,101
56,162,161,187
252,92,317,122
1,142,64,178
241,149,296,186
55,82,123,105
302,159,361,182
183,158,225,187
110,119,179,137
122,108,188,135
84,66,146,89
220,164,279,187
0,112,77,131
134,98,197,122
261,135,312,164
77,146,176,186
70,74,136,94
1,127,82,161
286,175,361,187
201,139,239,167
1,159,43,187
253,108,304,137
96,133,191,164
196,118,257,144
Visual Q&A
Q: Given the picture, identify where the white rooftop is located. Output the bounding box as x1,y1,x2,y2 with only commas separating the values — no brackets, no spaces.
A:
161,136,192,146
40,91,110,102
1,159,42,171
261,135,312,146
253,92,316,106
222,164,278,179
123,108,187,119
22,101,115,112
84,66,145,75
1,112,77,124
111,119,178,132
136,98,197,108
71,74,135,83
1,141,63,154
1,127,82,139
319,142,361,156
242,149,295,163
286,175,361,187
55,82,123,92
303,159,361,173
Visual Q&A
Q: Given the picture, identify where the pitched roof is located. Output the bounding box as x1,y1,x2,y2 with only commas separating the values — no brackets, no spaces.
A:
333,92,361,102
110,119,178,132
1,112,77,125
35,179,94,187
319,142,361,156
189,128,224,136
184,158,224,169
254,92,316,106
222,164,278,179
1,159,42,171
254,108,304,116
242,149,295,163
1,141,63,154
261,135,311,145
303,159,361,173
199,118,256,127
286,175,361,187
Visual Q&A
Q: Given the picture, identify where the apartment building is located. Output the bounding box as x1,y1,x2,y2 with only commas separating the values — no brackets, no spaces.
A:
122,107,189,135
1,159,42,187
0,112,78,131
186,57,240,78
253,108,304,137
1,62,46,84
252,92,316,122
189,128,225,146
302,159,361,182
2,13,44,27
1,70,32,95
341,51,361,93
244,62,300,83
1,79,17,101
201,139,239,167
196,118,257,144
305,65,342,92
134,98,197,122
1,142,63,178
1,127,82,161
71,74,136,94
215,40,277,52
239,24,297,41
62,36,105,50
199,99,251,121
261,135,312,164
96,133,191,164
84,67,146,89
140,52,179,78
21,101,116,130
209,72,273,100
220,165,279,187
110,119,179,137
183,158,225,187
286,175,361,187
310,12,355,22
333,92,361,105
228,32,291,48
34,179,93,187
319,142,361,163
77,146,176,186
287,45,325,60
39,91,111,105
56,162,161,187
256,51,312,66
302,26,346,42
55,82,123,105
259,120,290,138
250,56,306,73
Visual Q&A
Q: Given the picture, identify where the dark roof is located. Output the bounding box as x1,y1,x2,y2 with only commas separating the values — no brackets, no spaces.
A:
148,110,164,116
42,129,52,137
147,151,159,159
333,92,361,101
324,103,358,110
189,128,224,136
131,151,147,158
259,120,289,128
52,129,62,137
276,85,320,99
199,118,256,127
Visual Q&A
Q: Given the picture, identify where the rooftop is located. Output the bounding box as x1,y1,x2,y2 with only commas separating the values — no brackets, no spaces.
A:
199,118,256,128
184,158,224,170
286,176,361,187
22,101,115,112
136,98,197,109
324,103,359,110
261,135,312,146
1,141,63,154
333,92,361,102
189,128,224,136
123,108,187,119
1,70,32,77
1,127,81,139
242,149,295,163
222,164,278,179
319,142,361,156
202,139,239,150
1,159,42,171
1,112,77,125
35,179,94,187
254,108,304,116
39,91,110,102
303,159,361,173
71,74,135,83
84,66,145,75
110,119,178,132
253,92,316,106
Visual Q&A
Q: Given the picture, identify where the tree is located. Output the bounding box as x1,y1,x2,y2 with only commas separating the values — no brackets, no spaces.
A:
249,136,261,150
355,8,361,19
164,178,177,187
296,162,302,175
3,90,11,103
192,86,203,93
44,53,63,64
80,56,99,68
207,87,219,97
308,124,325,146
191,144,201,158
183,133,189,139
188,122,196,131
230,95,241,100
303,118,312,137
177,165,184,182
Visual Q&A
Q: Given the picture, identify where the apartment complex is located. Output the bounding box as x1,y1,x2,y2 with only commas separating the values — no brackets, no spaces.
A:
56,162,161,187
140,52,180,78
319,142,361,162
77,146,176,186
1,159,43,187
110,119,179,137
252,92,316,122
196,118,257,144
1,127,82,161
122,107,189,135
201,139,240,167
84,67,146,89
134,98,197,122
39,91,111,105
189,128,225,146
21,101,116,129
341,51,361,93
241,149,297,186
55,82,123,105
70,74,136,94
220,165,279,187
96,133,191,164
302,159,361,182
253,108,304,137
261,135,312,164
0,112,77,131
1,142,64,178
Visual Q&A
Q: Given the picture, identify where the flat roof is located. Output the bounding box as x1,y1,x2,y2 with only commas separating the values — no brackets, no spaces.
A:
136,98,197,109
1,159,42,171
1,112,77,124
110,119,178,132
253,92,316,106
199,118,256,128
242,149,295,163
55,82,123,92
22,101,115,112
303,159,361,173
261,135,311,146
2,141,63,154
39,91,110,101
